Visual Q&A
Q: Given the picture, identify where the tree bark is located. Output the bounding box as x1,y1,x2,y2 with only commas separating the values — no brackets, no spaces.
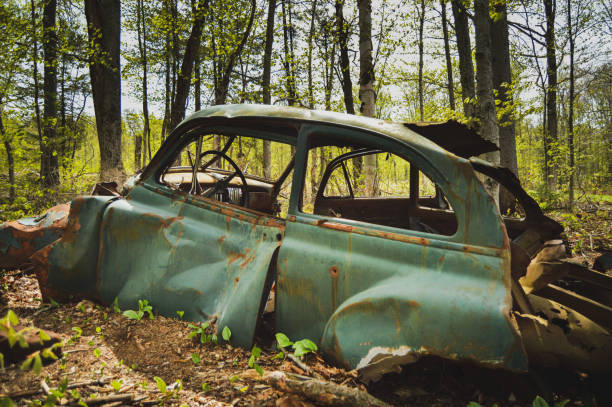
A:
441,0,455,111
490,1,518,212
335,0,354,114
307,0,318,109
42,0,60,187
543,0,558,190
474,0,500,201
262,0,277,179
84,0,125,182
451,0,475,119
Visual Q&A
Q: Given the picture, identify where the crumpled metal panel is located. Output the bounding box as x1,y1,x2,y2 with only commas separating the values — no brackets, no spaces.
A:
95,184,283,347
0,204,70,270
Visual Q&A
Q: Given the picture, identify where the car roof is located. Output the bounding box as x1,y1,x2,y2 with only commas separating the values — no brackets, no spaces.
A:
179,104,459,159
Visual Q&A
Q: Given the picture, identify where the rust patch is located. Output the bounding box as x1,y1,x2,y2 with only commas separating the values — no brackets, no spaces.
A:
321,222,353,233
218,235,227,245
329,266,340,278
407,300,420,308
239,254,256,268
330,266,340,311
234,277,240,285
227,251,247,266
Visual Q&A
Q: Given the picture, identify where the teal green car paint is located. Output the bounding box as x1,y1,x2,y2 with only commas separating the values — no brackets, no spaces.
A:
2,104,539,374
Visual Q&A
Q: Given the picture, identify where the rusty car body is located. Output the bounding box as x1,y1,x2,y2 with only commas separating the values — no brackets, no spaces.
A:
2,104,611,380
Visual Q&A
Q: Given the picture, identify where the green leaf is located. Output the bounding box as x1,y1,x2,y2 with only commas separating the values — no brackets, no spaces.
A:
533,396,550,407
7,310,19,326
72,326,82,338
293,339,317,357
275,333,293,348
191,352,201,364
253,363,263,376
222,326,231,341
122,310,141,320
93,348,101,358
553,400,570,407
0,353,3,370
248,355,255,368
0,396,16,407
111,380,122,392
229,375,239,384
251,345,261,359
176,310,184,319
154,376,166,394
201,382,210,393
467,403,484,407
273,351,284,360
20,356,32,371
39,329,51,343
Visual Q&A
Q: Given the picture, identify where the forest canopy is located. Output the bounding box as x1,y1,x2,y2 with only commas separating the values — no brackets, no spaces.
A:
0,0,610,220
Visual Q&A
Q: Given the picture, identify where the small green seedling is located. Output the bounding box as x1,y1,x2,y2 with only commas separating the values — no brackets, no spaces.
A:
113,298,121,313
222,326,231,341
111,379,122,392
176,310,184,319
191,352,201,364
275,333,318,357
201,382,210,393
248,345,263,376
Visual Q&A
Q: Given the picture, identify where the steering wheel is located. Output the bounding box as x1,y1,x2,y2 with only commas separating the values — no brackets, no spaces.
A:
196,150,250,208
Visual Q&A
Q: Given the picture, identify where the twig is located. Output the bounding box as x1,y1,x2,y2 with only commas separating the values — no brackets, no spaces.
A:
266,371,391,407
67,393,134,406
41,380,51,396
2,378,111,399
287,353,324,380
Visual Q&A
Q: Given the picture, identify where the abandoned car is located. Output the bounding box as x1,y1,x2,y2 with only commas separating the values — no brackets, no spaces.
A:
2,104,611,380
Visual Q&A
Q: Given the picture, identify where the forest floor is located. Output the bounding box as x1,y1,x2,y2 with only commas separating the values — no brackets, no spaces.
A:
1,201,610,407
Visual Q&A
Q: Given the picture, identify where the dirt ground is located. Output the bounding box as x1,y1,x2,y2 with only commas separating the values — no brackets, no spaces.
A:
1,202,610,406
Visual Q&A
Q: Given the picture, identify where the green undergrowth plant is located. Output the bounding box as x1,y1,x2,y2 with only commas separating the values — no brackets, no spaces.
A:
0,310,62,375
248,345,263,376
153,376,183,402
122,299,154,321
275,333,318,358
468,396,569,407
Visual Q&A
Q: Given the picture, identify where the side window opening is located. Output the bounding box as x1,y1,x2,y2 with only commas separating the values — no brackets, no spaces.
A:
302,144,458,236
160,132,294,218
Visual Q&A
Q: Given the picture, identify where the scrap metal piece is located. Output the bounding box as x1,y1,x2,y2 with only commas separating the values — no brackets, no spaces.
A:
0,204,69,270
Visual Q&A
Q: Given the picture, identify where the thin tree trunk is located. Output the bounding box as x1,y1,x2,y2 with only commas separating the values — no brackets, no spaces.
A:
30,0,43,148
417,0,425,121
162,0,172,141
359,0,377,196
42,0,60,187
214,0,256,105
170,0,207,130
262,0,277,178
544,0,558,190
136,0,151,164
567,0,575,210
84,0,125,182
474,0,500,201
490,1,518,212
335,0,354,114
281,0,296,105
441,0,455,111
307,0,318,109
451,0,475,119
0,101,15,203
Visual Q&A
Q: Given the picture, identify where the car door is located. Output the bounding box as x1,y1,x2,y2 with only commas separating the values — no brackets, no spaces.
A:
275,123,526,372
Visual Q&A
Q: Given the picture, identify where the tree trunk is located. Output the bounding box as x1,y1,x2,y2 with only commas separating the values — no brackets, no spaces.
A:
490,1,518,212
417,0,425,121
281,0,297,106
262,0,277,178
169,0,207,130
214,0,256,105
451,0,475,119
544,0,558,190
84,0,125,182
359,0,377,196
42,0,60,187
307,0,318,109
335,0,354,114
30,0,43,149
474,0,500,201
567,0,575,210
136,0,151,164
441,0,455,111
0,101,15,203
